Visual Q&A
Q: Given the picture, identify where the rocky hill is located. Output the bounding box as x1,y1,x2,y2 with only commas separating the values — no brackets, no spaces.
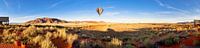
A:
25,17,68,24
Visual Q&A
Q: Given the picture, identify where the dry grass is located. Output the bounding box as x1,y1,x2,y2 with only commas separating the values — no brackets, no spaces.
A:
32,35,44,44
45,32,53,39
67,34,78,44
58,29,67,40
40,38,57,48
22,25,37,37
110,38,122,46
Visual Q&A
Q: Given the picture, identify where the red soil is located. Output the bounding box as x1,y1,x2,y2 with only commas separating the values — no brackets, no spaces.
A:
160,35,200,48
0,44,21,48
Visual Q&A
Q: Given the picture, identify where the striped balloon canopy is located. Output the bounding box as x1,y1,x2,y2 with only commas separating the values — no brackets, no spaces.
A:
96,8,104,16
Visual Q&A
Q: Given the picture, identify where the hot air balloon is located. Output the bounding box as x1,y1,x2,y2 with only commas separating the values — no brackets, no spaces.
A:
96,8,104,16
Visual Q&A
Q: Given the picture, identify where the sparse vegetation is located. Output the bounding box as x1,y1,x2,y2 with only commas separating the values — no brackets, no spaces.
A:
0,21,199,48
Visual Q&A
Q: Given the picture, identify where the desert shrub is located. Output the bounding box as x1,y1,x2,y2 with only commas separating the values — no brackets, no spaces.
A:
144,43,157,48
123,44,136,48
22,26,38,37
58,28,67,40
52,32,59,38
193,40,200,46
72,40,80,48
3,36,15,43
89,42,103,48
45,32,53,39
49,26,56,30
157,37,180,46
39,38,57,48
3,29,9,35
79,41,86,48
65,34,78,48
32,35,45,44
143,38,157,48
122,37,131,42
2,31,19,43
79,41,103,48
111,38,122,46
193,32,200,37
3,28,14,35
179,32,190,38
21,37,29,44
67,34,78,44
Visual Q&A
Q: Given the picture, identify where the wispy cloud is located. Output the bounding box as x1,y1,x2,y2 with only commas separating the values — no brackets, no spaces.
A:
105,6,115,9
155,0,164,6
154,0,189,13
49,0,64,9
18,0,21,9
10,15,48,23
131,11,198,23
2,0,9,8
104,12,120,16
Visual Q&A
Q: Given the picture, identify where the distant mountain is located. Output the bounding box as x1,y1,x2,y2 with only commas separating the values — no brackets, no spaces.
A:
177,21,193,24
25,17,68,24
70,21,106,23
25,17,106,24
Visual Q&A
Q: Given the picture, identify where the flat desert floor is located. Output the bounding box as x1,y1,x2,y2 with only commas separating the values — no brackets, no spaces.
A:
27,23,173,31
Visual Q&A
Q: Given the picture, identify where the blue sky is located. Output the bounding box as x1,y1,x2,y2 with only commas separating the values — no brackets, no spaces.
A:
0,0,200,23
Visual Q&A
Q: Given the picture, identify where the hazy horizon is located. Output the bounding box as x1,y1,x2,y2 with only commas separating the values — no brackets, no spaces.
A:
7,17,192,24
0,0,199,23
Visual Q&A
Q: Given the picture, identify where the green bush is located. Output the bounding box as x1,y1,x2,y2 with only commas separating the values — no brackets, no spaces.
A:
157,37,180,46
193,40,200,46
123,44,136,48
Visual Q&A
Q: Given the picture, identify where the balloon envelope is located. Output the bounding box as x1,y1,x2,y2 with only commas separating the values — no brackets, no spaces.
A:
96,8,104,16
